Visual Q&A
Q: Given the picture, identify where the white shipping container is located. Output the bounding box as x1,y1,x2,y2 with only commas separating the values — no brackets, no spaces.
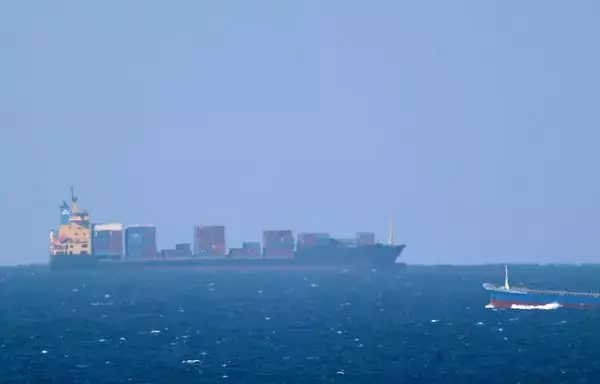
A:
93,223,124,232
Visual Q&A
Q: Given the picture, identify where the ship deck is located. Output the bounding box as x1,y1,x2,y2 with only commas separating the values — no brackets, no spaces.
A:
483,283,600,298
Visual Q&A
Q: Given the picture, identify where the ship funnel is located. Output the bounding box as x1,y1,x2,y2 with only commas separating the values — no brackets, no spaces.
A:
504,264,510,290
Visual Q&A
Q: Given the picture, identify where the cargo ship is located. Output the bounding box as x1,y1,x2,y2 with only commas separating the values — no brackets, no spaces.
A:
483,265,600,309
49,188,406,271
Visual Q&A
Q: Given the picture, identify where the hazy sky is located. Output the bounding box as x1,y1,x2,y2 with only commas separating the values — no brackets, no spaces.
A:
1,1,598,265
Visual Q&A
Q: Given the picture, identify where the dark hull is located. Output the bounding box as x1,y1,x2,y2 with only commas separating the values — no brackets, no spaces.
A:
49,244,406,271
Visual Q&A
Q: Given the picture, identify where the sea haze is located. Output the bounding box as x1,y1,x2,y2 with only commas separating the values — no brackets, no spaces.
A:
1,265,600,383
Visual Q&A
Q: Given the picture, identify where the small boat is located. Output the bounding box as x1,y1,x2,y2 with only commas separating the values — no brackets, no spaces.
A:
483,265,600,309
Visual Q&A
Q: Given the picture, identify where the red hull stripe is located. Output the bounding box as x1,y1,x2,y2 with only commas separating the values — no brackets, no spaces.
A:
490,300,600,309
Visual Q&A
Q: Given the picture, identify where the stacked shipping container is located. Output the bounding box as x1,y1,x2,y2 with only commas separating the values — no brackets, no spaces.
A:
297,233,331,248
242,241,261,258
92,223,124,259
262,230,294,258
194,225,226,256
160,249,178,258
356,232,375,246
175,243,192,256
228,248,244,257
102,221,381,260
125,225,157,258
160,243,192,258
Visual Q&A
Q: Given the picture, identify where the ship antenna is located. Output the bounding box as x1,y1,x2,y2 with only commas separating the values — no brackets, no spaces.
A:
70,186,78,204
504,264,510,290
388,218,394,246
70,186,79,213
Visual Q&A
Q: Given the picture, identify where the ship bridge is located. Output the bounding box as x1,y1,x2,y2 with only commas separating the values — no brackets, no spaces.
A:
49,187,91,256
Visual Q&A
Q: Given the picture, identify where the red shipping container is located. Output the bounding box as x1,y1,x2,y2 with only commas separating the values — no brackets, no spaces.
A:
212,243,226,256
298,233,330,248
194,225,226,255
298,233,317,247
92,223,124,259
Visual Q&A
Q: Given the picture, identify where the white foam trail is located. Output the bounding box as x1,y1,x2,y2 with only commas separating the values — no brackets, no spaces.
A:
510,302,562,310
485,302,562,310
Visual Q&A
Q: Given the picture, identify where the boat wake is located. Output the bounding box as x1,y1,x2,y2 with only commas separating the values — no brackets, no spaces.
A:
510,302,562,310
485,302,562,310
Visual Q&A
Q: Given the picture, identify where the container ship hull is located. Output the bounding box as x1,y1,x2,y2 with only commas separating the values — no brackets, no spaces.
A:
49,244,406,272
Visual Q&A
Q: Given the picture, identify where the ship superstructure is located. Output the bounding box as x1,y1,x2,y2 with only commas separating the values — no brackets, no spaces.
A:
49,187,91,257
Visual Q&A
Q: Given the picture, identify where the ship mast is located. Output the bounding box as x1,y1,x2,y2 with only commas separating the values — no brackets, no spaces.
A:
70,186,79,214
504,264,510,290
388,218,394,246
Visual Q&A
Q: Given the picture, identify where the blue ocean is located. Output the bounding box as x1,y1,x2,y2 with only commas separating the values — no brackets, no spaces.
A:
1,265,600,383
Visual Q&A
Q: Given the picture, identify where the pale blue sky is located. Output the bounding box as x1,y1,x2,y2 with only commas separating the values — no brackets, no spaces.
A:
1,1,598,265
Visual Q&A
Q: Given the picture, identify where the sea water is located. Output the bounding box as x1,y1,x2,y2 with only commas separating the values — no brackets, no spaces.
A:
1,264,600,383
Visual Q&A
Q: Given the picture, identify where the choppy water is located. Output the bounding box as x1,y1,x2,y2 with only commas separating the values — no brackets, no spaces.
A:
2,264,600,383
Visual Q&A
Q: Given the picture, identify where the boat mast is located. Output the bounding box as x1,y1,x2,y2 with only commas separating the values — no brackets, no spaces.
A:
70,186,79,214
388,218,394,246
504,264,510,290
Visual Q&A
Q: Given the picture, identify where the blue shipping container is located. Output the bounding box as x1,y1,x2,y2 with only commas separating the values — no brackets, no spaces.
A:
242,241,261,250
262,230,294,249
125,225,157,258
